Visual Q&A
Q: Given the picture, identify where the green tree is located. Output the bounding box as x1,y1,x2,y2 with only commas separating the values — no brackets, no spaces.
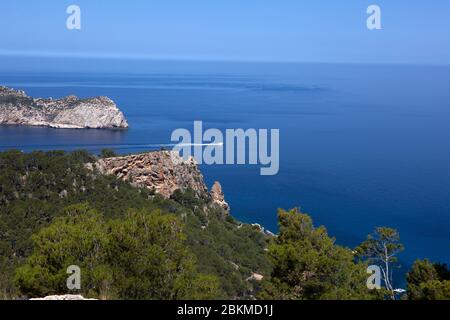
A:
356,227,404,299
14,204,111,298
107,209,221,300
407,259,450,300
100,149,117,159
0,149,269,299
259,208,372,300
14,204,221,300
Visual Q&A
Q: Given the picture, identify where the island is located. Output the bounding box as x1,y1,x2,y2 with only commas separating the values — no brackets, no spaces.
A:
0,86,128,129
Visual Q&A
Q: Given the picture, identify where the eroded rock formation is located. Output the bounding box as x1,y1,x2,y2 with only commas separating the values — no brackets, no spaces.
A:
0,86,128,129
94,151,229,214
210,181,230,213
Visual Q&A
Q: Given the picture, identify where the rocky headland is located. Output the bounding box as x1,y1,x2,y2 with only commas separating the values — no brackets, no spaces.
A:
0,86,128,129
93,151,230,213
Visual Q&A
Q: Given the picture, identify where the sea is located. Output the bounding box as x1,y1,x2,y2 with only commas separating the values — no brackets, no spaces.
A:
1,58,450,284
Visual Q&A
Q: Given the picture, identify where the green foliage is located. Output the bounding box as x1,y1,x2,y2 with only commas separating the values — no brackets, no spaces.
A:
171,188,204,211
356,227,404,297
407,259,450,300
107,208,221,300
100,149,118,158
258,208,372,300
356,227,404,266
7,149,435,301
0,149,269,299
15,204,110,298
15,204,222,300
184,213,271,298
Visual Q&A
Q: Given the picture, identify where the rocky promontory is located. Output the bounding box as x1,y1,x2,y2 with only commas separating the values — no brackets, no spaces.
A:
94,151,230,213
0,86,128,129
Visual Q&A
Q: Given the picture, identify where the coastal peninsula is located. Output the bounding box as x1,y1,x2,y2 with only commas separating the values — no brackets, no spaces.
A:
0,86,128,129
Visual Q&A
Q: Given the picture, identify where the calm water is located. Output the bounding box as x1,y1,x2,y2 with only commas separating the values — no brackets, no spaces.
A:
1,62,450,280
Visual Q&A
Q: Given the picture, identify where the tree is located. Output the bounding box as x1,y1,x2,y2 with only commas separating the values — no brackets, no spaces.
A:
0,150,269,299
356,227,404,299
100,149,117,159
107,208,221,300
407,259,450,300
258,208,372,300
14,204,221,300
14,204,111,298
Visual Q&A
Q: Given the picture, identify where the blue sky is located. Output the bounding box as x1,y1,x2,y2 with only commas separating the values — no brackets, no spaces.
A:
1,0,450,64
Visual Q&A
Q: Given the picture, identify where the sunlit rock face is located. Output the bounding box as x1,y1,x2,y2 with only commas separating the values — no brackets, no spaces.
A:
0,86,128,129
94,151,230,214
210,181,230,213
95,151,210,199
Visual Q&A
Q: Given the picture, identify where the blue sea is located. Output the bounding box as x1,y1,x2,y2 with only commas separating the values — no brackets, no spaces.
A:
1,59,450,282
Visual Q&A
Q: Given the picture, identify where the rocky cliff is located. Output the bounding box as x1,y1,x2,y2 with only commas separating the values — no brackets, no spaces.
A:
0,86,128,129
94,151,230,212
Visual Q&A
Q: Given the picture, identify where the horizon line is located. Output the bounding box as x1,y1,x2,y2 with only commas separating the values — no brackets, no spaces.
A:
1,50,449,68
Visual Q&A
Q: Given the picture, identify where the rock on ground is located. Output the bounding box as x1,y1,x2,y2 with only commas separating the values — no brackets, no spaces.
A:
30,294,96,300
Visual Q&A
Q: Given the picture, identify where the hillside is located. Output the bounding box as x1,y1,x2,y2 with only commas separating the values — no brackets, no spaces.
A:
0,149,270,299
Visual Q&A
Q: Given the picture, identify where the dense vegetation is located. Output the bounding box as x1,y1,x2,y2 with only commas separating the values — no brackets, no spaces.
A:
15,204,221,299
258,209,372,300
406,259,450,300
0,149,448,300
0,150,269,299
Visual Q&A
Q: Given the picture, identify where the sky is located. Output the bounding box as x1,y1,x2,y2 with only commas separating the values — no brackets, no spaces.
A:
1,0,450,65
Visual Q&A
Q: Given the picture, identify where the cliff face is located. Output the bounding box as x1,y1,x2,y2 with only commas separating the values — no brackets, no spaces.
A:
95,151,208,199
94,151,229,212
0,86,128,129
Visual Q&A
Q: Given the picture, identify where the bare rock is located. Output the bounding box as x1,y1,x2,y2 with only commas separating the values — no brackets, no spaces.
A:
246,273,264,282
94,151,210,200
30,294,96,300
93,151,231,216
210,181,230,213
0,86,128,129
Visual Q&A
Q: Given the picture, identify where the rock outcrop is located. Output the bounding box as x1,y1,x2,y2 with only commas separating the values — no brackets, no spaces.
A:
210,181,230,213
251,223,276,237
0,86,128,129
30,294,96,300
95,151,209,199
95,151,228,213
246,273,264,282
